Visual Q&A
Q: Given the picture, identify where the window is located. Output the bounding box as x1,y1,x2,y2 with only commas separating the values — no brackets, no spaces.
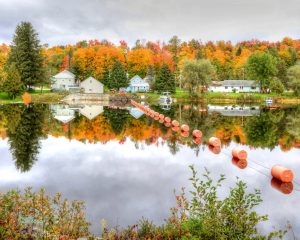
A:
251,87,256,90
240,86,243,89
225,86,228,89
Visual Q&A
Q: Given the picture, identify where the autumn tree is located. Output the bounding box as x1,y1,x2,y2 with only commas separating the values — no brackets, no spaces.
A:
287,64,300,96
153,64,175,93
108,60,128,90
182,59,216,95
245,52,278,92
7,22,44,88
127,48,154,78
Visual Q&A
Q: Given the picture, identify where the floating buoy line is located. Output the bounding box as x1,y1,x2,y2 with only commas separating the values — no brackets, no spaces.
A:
130,100,298,194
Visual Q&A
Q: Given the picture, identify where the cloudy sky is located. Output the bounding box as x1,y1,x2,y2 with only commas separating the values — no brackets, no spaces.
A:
0,0,300,46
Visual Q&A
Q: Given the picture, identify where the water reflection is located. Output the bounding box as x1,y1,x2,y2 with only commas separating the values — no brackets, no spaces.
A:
0,103,300,237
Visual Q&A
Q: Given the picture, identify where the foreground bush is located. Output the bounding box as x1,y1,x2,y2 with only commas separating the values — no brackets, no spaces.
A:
101,166,285,240
0,166,285,239
0,188,90,239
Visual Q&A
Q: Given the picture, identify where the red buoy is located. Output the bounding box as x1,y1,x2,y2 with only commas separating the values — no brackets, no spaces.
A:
159,114,164,119
271,165,294,183
172,126,180,132
172,120,179,127
193,137,202,145
154,116,160,121
181,131,189,138
192,130,202,138
181,124,190,132
208,145,221,154
232,157,248,169
159,119,164,124
271,178,293,194
232,148,247,160
164,117,171,123
164,122,171,127
208,137,221,147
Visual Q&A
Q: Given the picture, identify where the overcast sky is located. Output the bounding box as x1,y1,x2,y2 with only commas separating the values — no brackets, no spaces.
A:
0,0,300,46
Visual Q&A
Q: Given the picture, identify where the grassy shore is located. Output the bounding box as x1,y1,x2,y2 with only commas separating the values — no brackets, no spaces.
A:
1,89,300,104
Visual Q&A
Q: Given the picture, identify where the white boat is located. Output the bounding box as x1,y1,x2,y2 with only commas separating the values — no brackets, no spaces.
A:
159,92,172,105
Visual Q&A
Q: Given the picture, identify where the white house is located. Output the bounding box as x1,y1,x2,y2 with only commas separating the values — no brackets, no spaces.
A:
120,75,150,92
207,105,260,116
51,70,77,91
208,80,260,93
79,105,104,120
80,77,104,94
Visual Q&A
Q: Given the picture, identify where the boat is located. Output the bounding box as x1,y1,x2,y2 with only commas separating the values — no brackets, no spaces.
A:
265,97,273,104
159,92,172,105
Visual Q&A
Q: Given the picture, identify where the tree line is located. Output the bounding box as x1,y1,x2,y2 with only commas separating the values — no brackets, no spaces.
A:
1,22,300,98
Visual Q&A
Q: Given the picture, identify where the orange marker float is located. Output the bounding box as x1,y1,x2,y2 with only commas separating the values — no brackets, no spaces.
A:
181,124,190,132
181,131,189,138
271,178,293,194
172,126,180,132
232,157,248,169
208,145,221,154
164,117,171,123
154,116,160,121
193,137,202,145
159,114,164,119
164,122,171,127
208,137,221,147
159,119,165,124
192,130,202,138
232,148,247,160
271,165,294,183
172,120,179,127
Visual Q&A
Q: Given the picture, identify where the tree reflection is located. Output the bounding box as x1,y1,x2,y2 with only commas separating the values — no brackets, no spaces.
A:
103,107,129,135
3,104,47,172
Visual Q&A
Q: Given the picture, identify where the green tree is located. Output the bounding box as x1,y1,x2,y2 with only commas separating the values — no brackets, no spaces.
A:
108,60,128,90
2,63,24,99
245,52,278,92
182,59,216,95
153,64,175,93
7,22,44,88
269,77,285,94
168,36,181,87
287,64,300,96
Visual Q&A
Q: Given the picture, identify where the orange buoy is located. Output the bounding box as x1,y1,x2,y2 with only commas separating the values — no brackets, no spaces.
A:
159,114,164,119
208,137,221,147
164,117,171,123
271,165,294,183
181,124,190,132
150,114,155,118
192,130,202,138
154,116,160,121
208,145,221,154
172,126,180,132
232,157,248,169
159,119,165,124
154,112,159,117
271,178,293,194
172,120,179,127
193,137,202,145
232,148,247,160
164,122,171,127
181,131,189,138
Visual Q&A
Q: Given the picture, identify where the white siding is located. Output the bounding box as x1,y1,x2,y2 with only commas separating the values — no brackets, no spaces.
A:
80,77,104,94
208,85,260,93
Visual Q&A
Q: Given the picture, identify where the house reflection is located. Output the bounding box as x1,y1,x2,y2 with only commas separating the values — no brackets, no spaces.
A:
207,105,260,116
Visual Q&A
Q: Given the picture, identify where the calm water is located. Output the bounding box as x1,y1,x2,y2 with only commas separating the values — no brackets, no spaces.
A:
0,103,300,237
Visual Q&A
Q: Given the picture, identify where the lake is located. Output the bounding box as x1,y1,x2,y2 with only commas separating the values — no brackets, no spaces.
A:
0,103,299,238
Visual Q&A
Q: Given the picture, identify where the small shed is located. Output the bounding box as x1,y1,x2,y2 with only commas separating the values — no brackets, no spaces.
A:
80,77,104,94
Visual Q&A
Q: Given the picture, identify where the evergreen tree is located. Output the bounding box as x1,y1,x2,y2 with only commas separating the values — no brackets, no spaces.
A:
108,60,128,90
101,65,110,87
154,64,176,93
2,63,24,99
7,22,44,88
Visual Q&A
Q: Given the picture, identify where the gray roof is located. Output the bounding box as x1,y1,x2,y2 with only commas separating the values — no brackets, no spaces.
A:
211,80,259,87
53,70,75,79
